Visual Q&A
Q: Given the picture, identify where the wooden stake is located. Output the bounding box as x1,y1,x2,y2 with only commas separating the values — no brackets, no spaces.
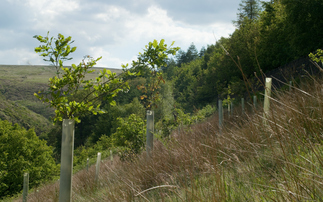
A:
23,172,29,202
59,119,75,202
263,78,272,125
95,152,101,184
264,78,272,114
253,95,257,112
146,110,154,157
218,100,223,132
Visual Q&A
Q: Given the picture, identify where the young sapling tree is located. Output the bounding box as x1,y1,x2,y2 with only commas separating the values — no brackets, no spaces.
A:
33,32,132,202
131,39,179,155
133,39,180,110
34,32,131,123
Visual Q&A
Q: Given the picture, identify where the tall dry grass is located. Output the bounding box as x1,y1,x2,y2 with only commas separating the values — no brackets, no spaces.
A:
21,76,323,201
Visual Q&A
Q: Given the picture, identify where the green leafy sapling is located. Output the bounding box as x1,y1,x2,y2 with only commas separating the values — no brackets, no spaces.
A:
132,39,180,110
34,33,76,76
309,49,323,64
222,84,235,107
111,114,146,157
34,32,131,123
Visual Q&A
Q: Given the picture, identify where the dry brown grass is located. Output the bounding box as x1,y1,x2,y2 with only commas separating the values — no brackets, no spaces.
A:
19,76,323,201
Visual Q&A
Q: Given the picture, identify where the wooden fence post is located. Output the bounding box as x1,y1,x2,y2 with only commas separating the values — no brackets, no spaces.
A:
218,100,223,132
253,95,257,112
95,152,101,184
22,172,29,202
86,158,89,171
146,110,154,157
59,119,75,202
263,78,272,124
264,78,272,114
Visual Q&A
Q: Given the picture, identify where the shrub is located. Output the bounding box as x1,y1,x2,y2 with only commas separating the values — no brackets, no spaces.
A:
111,114,146,158
0,120,59,198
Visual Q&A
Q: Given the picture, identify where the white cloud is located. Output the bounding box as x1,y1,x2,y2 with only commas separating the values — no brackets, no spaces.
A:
94,6,125,22
27,0,80,16
153,0,241,25
0,48,42,65
24,0,80,31
87,46,128,68
88,5,236,67
0,0,239,68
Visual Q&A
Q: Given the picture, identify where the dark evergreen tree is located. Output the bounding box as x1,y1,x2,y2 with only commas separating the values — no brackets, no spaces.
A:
234,0,261,27
176,43,199,67
199,46,206,57
257,0,292,71
186,43,199,62
176,49,187,67
163,58,178,80
281,0,323,56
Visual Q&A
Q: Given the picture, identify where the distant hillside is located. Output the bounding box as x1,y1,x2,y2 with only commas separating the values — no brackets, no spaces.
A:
0,94,52,135
0,65,122,135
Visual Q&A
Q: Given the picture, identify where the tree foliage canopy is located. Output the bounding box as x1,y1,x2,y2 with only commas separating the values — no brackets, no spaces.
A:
131,39,179,110
0,120,59,198
164,0,323,112
34,32,132,123
234,0,261,27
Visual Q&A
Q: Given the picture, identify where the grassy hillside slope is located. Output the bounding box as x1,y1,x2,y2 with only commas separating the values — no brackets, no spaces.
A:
0,65,122,135
18,74,323,201
0,95,52,135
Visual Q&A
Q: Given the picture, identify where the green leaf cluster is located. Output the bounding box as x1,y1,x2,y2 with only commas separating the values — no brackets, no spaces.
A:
0,120,59,198
111,114,146,157
131,39,180,110
309,49,323,64
135,39,179,70
72,112,146,164
34,32,76,75
33,32,130,123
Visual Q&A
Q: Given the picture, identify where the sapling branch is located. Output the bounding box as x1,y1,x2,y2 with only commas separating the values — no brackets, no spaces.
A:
34,32,131,123
131,39,179,110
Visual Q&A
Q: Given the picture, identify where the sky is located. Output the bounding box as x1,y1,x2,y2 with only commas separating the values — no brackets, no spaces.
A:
1,0,245,68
